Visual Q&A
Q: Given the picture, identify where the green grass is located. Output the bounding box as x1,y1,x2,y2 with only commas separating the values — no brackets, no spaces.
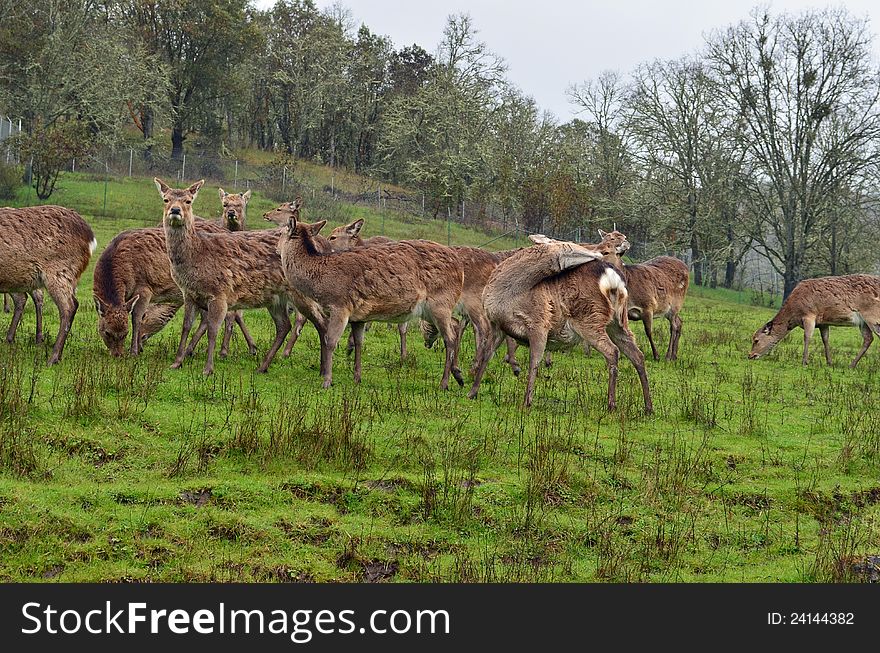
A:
1,172,880,583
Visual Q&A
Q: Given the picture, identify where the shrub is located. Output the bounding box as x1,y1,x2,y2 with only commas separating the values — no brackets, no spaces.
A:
0,163,21,199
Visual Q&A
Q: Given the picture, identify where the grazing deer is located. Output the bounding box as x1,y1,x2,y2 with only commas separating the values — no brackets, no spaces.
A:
598,229,688,361
469,235,653,413
155,178,293,375
749,274,880,367
5,290,43,345
0,205,96,365
278,208,464,390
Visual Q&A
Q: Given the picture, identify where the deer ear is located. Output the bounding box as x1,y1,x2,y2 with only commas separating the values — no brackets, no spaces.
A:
154,177,170,196
187,179,205,197
346,219,364,236
124,295,140,314
218,188,227,200
529,234,553,245
94,297,106,317
286,218,297,239
310,220,327,235
598,229,608,238
242,189,252,202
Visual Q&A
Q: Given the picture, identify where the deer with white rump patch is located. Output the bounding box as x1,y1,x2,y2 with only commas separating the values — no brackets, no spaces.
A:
0,205,96,365
469,234,653,413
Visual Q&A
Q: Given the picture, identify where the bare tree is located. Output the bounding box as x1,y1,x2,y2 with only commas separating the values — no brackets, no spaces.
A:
706,7,880,298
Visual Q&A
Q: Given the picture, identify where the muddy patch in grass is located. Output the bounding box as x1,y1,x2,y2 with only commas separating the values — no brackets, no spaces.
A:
179,488,213,507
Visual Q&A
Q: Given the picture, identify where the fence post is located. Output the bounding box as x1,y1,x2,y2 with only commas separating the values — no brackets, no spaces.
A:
447,205,451,246
421,192,425,216
103,162,109,215
71,158,75,173
128,148,133,177
461,199,465,223
234,160,238,189
282,166,287,195
378,185,381,208
181,153,186,180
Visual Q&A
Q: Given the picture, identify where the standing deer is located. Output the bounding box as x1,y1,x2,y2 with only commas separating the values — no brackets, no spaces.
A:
215,188,257,358
155,178,293,375
0,205,96,365
598,229,689,361
278,208,464,390
469,235,653,413
749,274,880,367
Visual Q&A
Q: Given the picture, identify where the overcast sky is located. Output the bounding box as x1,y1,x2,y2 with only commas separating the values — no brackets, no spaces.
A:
254,1,880,120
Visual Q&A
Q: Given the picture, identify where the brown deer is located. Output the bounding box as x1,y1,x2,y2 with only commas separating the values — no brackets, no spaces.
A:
278,209,464,390
0,205,96,365
469,235,653,413
155,178,293,375
5,290,43,344
326,218,408,360
749,274,880,367
214,188,257,358
598,229,688,361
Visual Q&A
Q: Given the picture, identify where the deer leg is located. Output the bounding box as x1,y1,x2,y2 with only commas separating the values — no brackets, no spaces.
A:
236,311,257,356
642,312,659,361
2,293,9,313
398,322,408,361
257,303,291,374
802,316,816,366
172,300,198,369
283,311,306,357
851,322,875,368
5,293,27,343
319,311,349,388
504,338,521,376
524,331,549,407
129,291,152,355
819,324,832,366
44,281,78,366
31,290,44,344
351,321,366,383
201,299,227,376
184,314,208,358
666,312,682,361
468,328,505,399
544,352,553,367
219,313,235,359
608,320,653,415
428,306,461,391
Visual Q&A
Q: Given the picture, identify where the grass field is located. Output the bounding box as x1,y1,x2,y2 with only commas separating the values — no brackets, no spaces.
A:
1,172,880,583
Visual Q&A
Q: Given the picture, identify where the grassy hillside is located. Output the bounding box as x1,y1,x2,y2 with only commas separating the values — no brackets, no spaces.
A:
1,173,878,582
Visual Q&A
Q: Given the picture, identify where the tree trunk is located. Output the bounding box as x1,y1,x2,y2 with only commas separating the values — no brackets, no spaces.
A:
142,108,154,164
690,231,703,286
829,215,838,276
724,259,736,288
171,125,185,161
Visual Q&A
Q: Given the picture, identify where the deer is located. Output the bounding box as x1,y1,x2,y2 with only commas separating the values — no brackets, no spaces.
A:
154,178,293,376
93,219,251,358
469,234,653,414
597,229,689,361
748,274,880,368
277,206,464,390
5,290,43,345
213,188,257,358
0,205,96,365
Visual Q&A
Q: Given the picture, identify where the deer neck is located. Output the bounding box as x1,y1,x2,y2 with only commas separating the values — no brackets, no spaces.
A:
163,216,197,269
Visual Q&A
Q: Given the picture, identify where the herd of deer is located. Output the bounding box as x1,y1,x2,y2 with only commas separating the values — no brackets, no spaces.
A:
2,177,880,414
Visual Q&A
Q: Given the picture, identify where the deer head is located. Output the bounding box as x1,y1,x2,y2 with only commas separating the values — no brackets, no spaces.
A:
327,219,364,252
154,178,204,228
95,295,139,357
748,321,782,360
218,188,251,231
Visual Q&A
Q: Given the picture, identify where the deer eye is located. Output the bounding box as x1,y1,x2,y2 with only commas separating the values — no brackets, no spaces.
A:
329,236,336,240
163,198,169,203
185,200,191,204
